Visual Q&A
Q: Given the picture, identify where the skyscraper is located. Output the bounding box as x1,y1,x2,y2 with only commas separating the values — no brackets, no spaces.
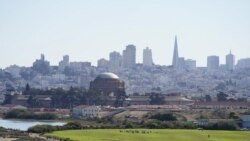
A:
59,55,70,71
41,54,45,61
63,55,69,64
122,44,136,68
97,58,109,68
207,56,220,69
32,54,50,74
236,58,250,69
143,47,153,67
172,36,179,68
185,59,196,69
109,51,122,70
177,57,185,69
226,50,235,70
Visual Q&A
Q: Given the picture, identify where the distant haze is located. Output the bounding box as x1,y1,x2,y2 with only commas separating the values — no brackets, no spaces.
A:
0,0,249,68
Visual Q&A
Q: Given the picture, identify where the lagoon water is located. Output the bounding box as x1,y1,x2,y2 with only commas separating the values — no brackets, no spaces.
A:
0,118,65,131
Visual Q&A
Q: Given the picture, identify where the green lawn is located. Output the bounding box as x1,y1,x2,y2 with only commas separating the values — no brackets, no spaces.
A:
46,129,250,141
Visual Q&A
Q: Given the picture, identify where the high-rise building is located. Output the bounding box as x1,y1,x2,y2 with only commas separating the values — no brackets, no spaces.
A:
69,62,91,71
41,54,45,61
122,44,136,68
32,54,50,74
143,47,153,67
97,58,109,68
236,58,250,69
185,59,196,69
109,51,122,70
226,50,235,70
63,55,69,63
59,55,70,71
207,56,220,69
172,36,179,68
177,57,185,69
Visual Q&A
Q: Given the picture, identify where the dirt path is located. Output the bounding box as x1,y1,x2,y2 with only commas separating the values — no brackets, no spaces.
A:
0,137,17,141
29,133,60,141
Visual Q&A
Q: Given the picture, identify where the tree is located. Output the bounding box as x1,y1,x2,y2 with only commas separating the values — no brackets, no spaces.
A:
217,92,228,101
229,112,238,119
50,87,94,108
28,95,40,108
85,90,103,106
65,87,81,109
3,94,12,105
5,83,15,92
238,98,247,102
205,95,212,102
150,113,177,121
25,83,30,91
149,93,165,105
203,121,238,130
23,83,31,95
51,90,61,108
215,83,226,90
114,90,126,107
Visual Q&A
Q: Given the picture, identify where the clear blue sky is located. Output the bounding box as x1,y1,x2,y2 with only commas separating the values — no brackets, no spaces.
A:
0,0,249,68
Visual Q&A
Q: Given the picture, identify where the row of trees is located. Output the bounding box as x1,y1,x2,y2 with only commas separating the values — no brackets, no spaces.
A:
50,88,101,108
150,113,177,121
3,84,126,108
3,84,183,108
204,91,247,102
4,109,57,120
27,119,239,134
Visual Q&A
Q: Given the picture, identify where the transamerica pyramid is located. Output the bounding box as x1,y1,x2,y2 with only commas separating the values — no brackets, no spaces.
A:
172,36,179,68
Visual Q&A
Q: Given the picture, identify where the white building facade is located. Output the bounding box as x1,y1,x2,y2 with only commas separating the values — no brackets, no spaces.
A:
72,105,101,119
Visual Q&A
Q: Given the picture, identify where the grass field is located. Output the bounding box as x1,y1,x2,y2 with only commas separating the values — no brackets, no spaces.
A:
46,129,250,141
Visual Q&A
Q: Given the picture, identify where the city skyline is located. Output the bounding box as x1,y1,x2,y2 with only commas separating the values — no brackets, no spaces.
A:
0,0,250,68
0,37,248,69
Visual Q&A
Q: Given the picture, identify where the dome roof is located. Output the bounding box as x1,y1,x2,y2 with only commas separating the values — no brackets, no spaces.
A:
97,72,119,79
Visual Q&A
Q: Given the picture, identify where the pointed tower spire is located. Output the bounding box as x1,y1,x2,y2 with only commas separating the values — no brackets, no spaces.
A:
172,36,179,67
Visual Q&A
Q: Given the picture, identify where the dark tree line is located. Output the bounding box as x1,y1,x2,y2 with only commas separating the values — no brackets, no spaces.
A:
149,93,165,105
50,87,108,108
150,113,177,121
217,92,228,102
16,84,125,108
4,109,57,120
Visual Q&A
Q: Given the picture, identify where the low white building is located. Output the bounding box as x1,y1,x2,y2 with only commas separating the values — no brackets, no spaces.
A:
72,105,101,119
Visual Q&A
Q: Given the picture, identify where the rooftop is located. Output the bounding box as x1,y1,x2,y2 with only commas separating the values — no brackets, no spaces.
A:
97,72,119,79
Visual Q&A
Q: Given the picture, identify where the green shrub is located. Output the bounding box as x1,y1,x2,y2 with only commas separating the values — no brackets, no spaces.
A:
150,113,177,121
203,121,238,130
63,122,82,129
28,125,58,133
4,109,57,120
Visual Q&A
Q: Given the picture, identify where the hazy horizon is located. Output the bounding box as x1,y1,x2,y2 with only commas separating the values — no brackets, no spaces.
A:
0,0,250,68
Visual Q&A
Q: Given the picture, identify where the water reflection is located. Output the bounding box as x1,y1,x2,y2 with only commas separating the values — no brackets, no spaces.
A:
0,118,65,131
